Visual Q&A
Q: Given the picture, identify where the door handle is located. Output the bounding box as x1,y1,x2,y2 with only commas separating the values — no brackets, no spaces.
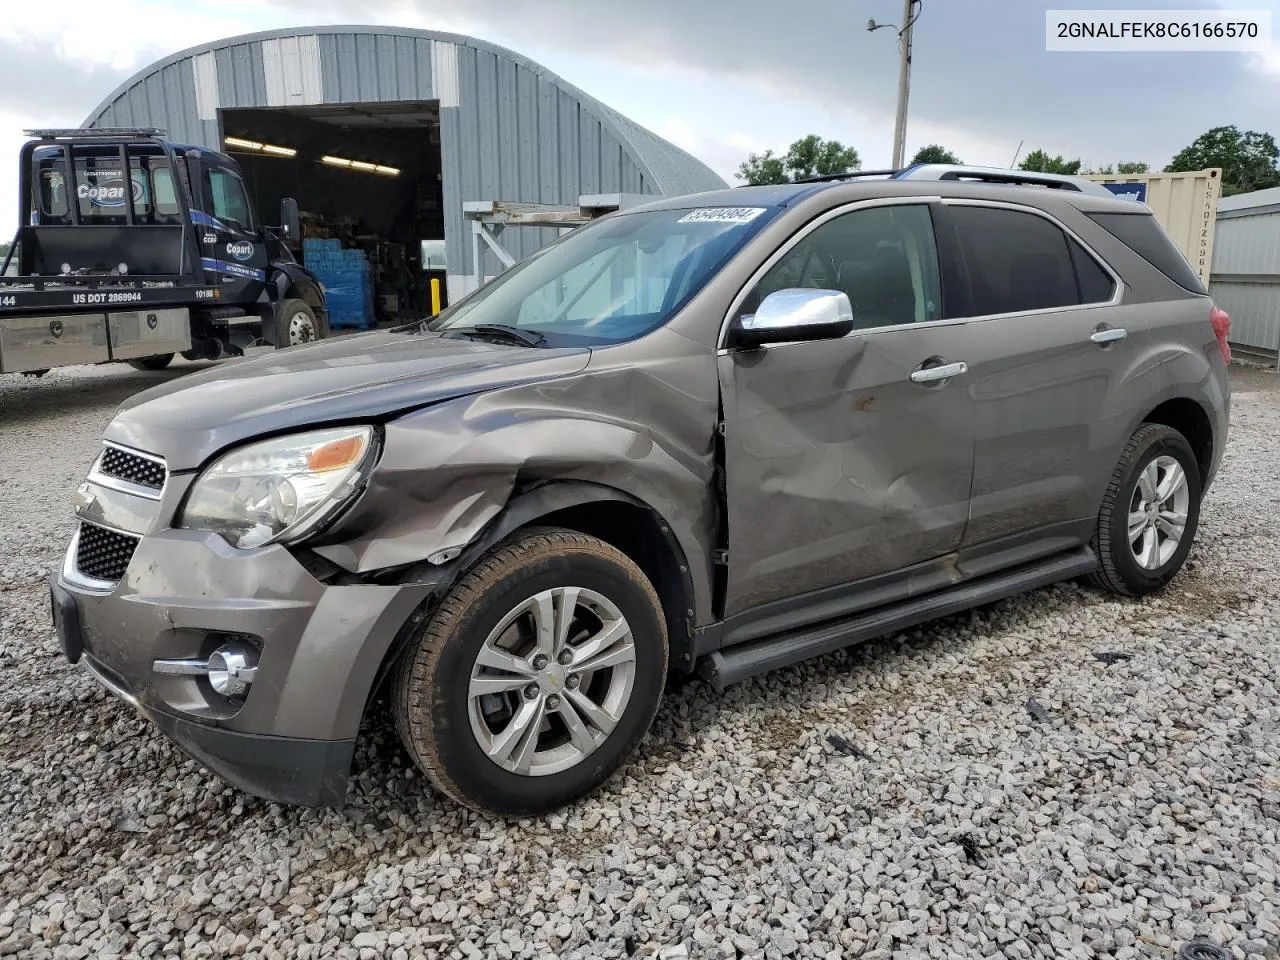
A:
910,361,968,384
1090,327,1127,344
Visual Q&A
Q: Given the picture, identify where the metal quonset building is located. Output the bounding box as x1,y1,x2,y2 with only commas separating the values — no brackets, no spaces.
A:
83,25,727,308
1210,186,1280,362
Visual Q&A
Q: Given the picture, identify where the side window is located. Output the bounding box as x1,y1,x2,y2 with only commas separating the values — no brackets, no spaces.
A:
1069,238,1116,304
950,206,1082,316
741,204,943,330
203,167,253,231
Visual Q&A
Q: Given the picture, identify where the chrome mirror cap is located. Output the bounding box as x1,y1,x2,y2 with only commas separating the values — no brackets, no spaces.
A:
734,288,855,347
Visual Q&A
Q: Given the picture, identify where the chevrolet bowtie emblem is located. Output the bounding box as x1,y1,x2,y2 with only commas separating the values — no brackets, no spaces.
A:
72,483,95,514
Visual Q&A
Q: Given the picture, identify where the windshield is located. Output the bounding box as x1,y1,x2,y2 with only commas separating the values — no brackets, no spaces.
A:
428,205,779,346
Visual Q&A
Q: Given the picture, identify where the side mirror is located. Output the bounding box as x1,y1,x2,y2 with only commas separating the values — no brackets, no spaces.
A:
729,288,854,349
280,197,300,243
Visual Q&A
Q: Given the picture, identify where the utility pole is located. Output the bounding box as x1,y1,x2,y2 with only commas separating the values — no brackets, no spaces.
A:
870,0,920,170
891,0,917,169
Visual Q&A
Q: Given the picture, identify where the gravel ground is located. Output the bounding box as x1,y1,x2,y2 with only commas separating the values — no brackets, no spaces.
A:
2,360,1279,960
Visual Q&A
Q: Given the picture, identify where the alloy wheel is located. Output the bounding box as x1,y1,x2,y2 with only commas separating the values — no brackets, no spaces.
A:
1128,455,1190,570
467,587,637,776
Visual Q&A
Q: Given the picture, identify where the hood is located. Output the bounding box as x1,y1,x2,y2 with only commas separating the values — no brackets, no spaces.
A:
105,330,591,470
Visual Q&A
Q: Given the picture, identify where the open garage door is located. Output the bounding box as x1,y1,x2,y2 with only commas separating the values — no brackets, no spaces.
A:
219,101,446,328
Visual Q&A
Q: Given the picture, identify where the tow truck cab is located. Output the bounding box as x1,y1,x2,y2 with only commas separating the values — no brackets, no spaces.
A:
0,128,327,374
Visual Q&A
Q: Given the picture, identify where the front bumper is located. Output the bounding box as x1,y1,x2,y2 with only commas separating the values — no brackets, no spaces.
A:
52,528,431,807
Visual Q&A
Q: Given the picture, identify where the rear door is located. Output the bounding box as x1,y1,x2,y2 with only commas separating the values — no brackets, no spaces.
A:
718,200,977,617
939,200,1144,550
192,159,268,300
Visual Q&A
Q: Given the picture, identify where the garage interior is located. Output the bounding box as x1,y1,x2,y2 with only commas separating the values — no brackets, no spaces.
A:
219,101,448,327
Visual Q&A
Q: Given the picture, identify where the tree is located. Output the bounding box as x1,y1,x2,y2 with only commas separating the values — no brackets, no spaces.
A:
737,149,788,185
911,144,961,165
1165,125,1280,195
736,135,860,184
1084,161,1149,176
1018,149,1082,175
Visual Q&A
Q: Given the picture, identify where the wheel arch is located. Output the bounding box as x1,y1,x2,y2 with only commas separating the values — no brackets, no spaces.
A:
362,480,703,723
1139,396,1215,484
269,263,328,324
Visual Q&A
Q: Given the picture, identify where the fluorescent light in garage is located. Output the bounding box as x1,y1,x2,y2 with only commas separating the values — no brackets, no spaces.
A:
225,137,296,158
321,154,400,176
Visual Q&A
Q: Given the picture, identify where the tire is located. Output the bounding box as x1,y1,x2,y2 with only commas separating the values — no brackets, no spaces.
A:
126,353,173,371
274,298,326,348
1090,423,1202,597
392,527,668,817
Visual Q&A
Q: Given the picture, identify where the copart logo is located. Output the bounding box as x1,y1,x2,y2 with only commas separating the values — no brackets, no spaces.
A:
78,178,144,208
226,241,254,262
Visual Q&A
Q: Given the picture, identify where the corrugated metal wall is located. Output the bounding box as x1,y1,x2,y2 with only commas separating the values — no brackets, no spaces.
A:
85,27,727,301
1209,201,1280,357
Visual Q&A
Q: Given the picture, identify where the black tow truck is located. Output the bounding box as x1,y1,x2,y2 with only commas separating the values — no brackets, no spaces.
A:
0,128,328,376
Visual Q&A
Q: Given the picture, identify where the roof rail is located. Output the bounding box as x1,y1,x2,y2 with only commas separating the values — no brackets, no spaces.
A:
793,168,902,184
24,127,168,141
893,163,1116,197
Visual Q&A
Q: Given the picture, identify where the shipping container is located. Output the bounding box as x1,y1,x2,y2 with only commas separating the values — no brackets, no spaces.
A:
1083,169,1223,287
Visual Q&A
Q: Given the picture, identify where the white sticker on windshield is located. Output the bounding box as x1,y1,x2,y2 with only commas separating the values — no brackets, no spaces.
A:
677,207,767,224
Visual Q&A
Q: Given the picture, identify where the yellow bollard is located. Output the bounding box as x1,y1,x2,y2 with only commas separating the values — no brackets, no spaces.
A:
430,277,441,316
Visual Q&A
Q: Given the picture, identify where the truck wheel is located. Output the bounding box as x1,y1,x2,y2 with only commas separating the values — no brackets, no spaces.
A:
392,528,668,817
126,354,174,371
1090,423,1202,597
275,299,324,348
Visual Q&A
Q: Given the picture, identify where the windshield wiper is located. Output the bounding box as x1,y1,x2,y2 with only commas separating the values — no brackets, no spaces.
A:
452,323,547,348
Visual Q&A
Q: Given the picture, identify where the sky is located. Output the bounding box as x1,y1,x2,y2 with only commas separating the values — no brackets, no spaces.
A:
0,0,1278,231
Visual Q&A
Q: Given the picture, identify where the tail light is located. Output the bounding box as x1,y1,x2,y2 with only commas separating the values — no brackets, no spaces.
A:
1209,304,1231,365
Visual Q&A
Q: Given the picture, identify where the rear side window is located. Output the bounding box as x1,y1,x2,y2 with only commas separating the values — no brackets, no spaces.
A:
1085,211,1204,293
950,206,1081,316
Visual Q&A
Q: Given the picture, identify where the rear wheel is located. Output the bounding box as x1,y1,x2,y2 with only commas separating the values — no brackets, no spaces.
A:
392,528,668,817
126,353,173,371
1091,423,1202,596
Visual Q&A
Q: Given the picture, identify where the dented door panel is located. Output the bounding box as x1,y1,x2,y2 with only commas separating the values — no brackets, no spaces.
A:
719,324,977,617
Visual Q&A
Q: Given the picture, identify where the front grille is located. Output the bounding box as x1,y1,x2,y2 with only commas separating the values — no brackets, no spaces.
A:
98,446,166,490
76,523,140,582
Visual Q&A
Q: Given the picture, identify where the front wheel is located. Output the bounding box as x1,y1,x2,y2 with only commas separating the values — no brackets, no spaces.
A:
392,528,668,817
274,298,326,348
1091,423,1202,596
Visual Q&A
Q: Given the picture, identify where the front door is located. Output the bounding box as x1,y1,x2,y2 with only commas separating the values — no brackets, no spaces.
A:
938,201,1146,549
193,159,268,301
719,201,977,617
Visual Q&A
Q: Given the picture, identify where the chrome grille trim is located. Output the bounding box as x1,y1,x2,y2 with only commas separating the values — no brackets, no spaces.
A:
89,441,167,501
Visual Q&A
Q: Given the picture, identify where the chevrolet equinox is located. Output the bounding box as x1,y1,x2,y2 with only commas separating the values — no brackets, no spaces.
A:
51,169,1231,816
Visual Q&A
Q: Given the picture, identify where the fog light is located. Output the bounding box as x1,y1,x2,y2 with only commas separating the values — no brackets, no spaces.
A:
207,645,257,697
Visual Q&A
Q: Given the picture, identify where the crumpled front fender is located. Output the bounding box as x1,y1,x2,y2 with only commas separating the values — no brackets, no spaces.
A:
309,338,721,626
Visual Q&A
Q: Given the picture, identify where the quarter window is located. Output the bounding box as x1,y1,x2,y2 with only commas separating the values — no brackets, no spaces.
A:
949,205,1114,316
741,204,943,330
1069,238,1117,303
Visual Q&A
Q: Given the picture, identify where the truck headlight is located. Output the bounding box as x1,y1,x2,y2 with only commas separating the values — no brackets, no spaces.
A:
179,426,375,549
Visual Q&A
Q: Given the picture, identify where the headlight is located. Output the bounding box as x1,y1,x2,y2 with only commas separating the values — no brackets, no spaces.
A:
179,426,375,548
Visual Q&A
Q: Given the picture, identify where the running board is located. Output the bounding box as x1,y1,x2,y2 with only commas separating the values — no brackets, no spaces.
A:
699,546,1098,691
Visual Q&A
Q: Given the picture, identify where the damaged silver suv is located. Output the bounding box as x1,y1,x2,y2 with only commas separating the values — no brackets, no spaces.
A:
51,168,1231,816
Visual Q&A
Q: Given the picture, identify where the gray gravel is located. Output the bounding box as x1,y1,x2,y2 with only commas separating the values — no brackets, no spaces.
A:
3,360,1280,960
